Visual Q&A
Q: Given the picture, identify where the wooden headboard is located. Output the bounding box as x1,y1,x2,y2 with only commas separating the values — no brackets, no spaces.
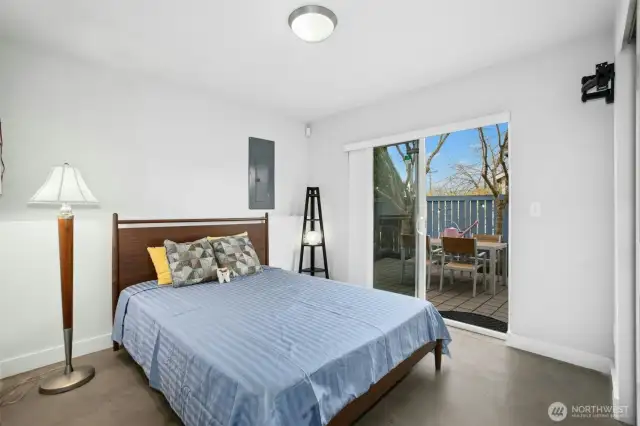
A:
111,213,269,321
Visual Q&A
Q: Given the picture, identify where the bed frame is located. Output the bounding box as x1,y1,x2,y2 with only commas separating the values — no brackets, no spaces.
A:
111,213,442,426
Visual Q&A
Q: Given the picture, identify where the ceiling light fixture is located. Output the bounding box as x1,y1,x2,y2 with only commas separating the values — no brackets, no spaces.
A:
288,5,338,43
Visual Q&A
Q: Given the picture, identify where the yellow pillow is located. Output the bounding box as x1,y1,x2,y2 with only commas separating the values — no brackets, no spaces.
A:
207,231,248,241
147,247,172,285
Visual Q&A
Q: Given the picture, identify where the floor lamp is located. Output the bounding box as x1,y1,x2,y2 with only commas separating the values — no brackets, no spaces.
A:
29,163,98,394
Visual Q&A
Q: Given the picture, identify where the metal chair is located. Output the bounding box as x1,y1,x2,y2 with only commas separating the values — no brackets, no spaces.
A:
439,237,487,297
426,235,442,291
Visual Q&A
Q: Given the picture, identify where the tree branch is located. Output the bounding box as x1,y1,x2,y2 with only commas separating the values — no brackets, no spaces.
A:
453,164,482,189
426,133,449,174
478,127,500,198
374,188,406,212
498,129,509,193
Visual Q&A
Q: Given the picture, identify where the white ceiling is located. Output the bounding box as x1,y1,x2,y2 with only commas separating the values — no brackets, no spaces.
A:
0,0,616,122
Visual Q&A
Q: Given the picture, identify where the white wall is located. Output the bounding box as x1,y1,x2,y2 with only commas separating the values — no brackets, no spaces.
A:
308,33,615,369
613,44,637,424
0,40,307,378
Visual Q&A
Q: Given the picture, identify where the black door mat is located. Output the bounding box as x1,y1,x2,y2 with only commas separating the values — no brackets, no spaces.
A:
438,311,508,333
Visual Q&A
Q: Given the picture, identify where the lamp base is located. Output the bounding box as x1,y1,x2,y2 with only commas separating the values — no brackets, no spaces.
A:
39,365,95,395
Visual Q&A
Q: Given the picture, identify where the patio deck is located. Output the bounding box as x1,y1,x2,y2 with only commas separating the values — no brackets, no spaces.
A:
374,257,508,324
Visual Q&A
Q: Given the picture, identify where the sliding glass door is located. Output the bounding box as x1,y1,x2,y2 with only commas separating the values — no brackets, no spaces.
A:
360,115,510,331
373,140,425,298
422,123,510,333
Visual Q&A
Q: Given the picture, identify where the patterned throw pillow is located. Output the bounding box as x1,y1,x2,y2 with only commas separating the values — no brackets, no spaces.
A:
211,235,263,277
164,238,218,287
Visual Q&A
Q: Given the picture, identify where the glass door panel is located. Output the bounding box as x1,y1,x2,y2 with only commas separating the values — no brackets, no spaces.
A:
423,123,510,333
373,140,421,297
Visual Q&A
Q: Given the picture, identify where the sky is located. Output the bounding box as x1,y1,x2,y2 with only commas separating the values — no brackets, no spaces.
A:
386,122,508,185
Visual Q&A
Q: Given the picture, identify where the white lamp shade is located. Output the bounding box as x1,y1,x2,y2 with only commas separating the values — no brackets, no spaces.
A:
29,163,98,205
305,230,323,245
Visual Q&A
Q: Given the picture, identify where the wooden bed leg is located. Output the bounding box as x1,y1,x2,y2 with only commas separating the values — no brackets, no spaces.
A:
113,341,120,352
435,339,442,371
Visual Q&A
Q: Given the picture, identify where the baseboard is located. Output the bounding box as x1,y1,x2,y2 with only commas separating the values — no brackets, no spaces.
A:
0,333,112,379
443,318,507,340
506,332,612,374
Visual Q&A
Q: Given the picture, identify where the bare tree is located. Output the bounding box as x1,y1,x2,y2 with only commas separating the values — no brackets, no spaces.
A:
426,133,450,175
432,132,505,197
435,162,485,195
374,141,417,213
374,133,450,213
478,125,509,235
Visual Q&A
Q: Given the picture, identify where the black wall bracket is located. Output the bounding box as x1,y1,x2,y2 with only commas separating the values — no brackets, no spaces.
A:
581,62,615,104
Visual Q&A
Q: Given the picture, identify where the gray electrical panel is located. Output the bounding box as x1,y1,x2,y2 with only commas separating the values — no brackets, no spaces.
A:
248,137,275,209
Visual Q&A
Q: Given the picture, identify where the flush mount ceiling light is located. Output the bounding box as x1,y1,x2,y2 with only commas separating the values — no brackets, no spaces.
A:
288,5,338,43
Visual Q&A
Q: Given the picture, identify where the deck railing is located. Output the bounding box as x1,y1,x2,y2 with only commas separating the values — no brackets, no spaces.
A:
426,195,508,241
374,195,509,259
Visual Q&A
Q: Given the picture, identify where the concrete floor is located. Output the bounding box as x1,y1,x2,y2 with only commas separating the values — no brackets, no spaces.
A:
0,329,617,426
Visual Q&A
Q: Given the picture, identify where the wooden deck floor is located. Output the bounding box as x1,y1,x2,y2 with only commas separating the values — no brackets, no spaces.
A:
374,257,508,324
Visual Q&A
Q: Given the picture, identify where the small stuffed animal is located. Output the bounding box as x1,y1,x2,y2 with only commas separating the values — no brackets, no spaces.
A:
217,267,233,283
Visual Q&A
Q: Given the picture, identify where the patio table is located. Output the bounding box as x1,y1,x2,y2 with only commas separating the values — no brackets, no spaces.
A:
431,238,508,295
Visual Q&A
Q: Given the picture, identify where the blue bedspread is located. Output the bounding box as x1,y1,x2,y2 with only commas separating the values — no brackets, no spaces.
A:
112,268,450,426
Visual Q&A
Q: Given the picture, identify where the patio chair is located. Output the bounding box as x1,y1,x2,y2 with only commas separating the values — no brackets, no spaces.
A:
400,234,442,291
439,237,487,297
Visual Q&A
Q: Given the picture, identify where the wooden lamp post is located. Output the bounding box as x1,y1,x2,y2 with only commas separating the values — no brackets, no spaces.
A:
29,163,98,394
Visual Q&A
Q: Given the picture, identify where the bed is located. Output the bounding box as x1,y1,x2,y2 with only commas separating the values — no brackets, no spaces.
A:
111,213,451,426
